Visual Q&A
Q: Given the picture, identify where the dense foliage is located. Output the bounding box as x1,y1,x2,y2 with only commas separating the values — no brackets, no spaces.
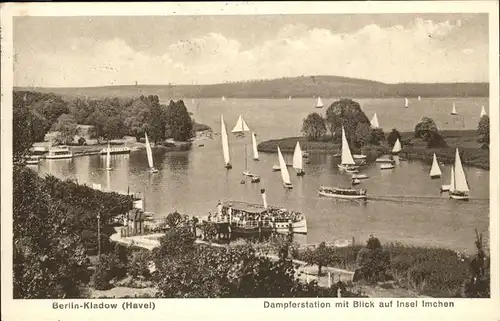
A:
414,117,448,148
477,115,489,148
13,166,134,298
13,91,197,147
325,99,371,145
301,112,327,140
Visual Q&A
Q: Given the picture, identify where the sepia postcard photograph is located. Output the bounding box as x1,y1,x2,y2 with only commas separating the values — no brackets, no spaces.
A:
1,2,499,321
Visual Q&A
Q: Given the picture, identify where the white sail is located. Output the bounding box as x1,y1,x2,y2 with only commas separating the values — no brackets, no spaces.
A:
405,97,409,107
453,148,469,192
341,127,355,165
106,143,111,169
251,132,259,160
277,147,291,184
145,132,154,169
316,97,324,108
480,106,487,117
288,96,292,100
293,141,303,170
370,113,380,129
220,115,231,165
221,96,226,101
231,115,250,133
418,96,421,101
449,166,455,193
392,138,402,153
451,103,457,115
429,153,442,177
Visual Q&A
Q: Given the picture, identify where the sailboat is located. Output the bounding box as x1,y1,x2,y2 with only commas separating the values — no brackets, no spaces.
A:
105,143,112,171
392,138,402,154
231,115,250,135
144,132,158,173
429,153,442,179
220,115,232,169
337,127,359,172
441,167,453,192
278,147,293,189
293,141,305,176
316,97,324,108
370,113,380,129
449,148,470,200
405,97,409,108
451,102,458,115
418,96,421,101
251,132,259,161
480,106,487,117
221,96,226,101
288,96,292,100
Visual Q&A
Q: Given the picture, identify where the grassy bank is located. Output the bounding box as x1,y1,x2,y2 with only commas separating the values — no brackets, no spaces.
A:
257,129,489,170
253,240,472,298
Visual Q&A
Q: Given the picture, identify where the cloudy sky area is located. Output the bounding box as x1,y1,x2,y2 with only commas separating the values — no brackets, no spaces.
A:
14,14,488,87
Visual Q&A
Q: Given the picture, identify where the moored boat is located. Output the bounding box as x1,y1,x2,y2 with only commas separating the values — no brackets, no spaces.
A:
293,141,305,176
272,165,281,171
337,126,359,172
318,186,367,199
352,173,369,179
25,155,41,165
352,178,361,185
144,132,158,173
380,163,395,170
429,153,442,179
99,146,131,155
250,175,260,183
277,146,293,189
449,148,470,200
45,146,73,159
375,157,394,163
220,115,232,169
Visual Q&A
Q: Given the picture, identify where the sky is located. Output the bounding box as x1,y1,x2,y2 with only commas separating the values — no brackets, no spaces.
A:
13,13,489,87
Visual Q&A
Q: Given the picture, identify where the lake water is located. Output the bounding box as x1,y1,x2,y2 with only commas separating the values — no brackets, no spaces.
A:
36,97,490,253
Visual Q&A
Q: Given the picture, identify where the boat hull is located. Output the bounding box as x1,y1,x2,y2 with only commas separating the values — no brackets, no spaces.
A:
283,183,293,189
45,154,73,159
430,175,441,179
449,192,469,200
380,165,395,170
375,158,394,163
296,170,305,176
441,185,451,192
318,190,367,199
225,163,232,169
99,148,131,155
352,174,368,179
273,219,308,234
272,166,280,172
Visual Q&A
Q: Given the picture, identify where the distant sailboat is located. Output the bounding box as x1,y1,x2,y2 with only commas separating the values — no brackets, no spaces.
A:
449,148,470,200
220,115,232,169
251,132,259,161
278,147,293,189
441,166,453,192
337,127,358,172
144,132,158,173
392,138,402,154
451,102,458,115
316,97,324,108
221,96,226,101
405,97,409,108
429,153,442,179
191,99,195,104
231,115,250,134
106,143,112,171
418,96,421,101
288,96,292,100
293,141,305,176
480,106,487,117
370,113,380,129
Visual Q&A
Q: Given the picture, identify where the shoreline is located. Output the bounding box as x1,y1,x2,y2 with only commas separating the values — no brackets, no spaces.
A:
257,130,489,170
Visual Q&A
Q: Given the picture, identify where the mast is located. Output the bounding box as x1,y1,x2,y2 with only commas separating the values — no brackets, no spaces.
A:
145,132,154,169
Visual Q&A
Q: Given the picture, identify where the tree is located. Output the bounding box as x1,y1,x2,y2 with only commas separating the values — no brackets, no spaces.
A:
355,235,390,283
128,250,152,279
147,95,166,144
201,221,218,242
414,117,447,148
123,99,150,140
354,122,371,149
51,114,78,145
164,100,193,142
13,101,33,164
302,242,336,276
387,128,402,147
13,167,90,298
301,113,326,140
325,99,370,144
463,230,490,297
477,115,489,147
369,128,385,145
